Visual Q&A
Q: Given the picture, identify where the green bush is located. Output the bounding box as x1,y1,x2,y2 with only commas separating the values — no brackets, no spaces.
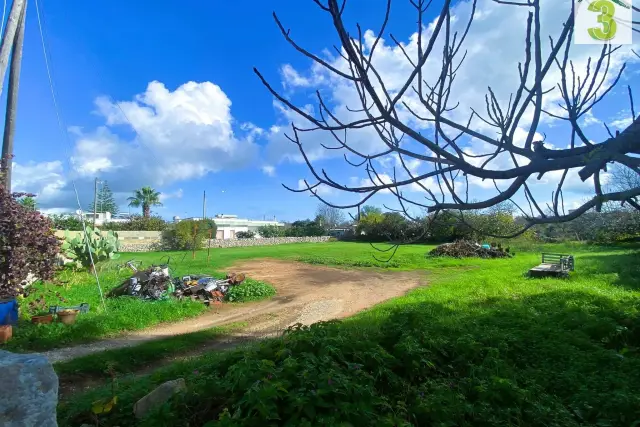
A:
257,225,285,238
103,215,167,231
162,219,217,250
50,214,84,231
225,279,276,302
236,231,256,239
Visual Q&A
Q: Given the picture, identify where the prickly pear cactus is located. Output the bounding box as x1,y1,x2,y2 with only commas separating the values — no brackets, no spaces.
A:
61,226,121,269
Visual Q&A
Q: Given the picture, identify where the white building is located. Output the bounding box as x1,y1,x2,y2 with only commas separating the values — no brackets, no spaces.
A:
177,214,285,240
75,211,131,226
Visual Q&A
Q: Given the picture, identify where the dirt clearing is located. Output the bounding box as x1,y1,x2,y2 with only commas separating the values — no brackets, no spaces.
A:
43,259,426,364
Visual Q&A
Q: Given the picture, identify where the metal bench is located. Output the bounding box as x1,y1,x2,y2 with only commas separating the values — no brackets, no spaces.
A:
529,253,575,278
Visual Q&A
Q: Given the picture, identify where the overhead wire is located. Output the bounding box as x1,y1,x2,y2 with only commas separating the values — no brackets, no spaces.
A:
34,0,107,311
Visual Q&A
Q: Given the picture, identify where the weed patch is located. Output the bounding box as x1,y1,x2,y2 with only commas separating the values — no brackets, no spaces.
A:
225,279,276,302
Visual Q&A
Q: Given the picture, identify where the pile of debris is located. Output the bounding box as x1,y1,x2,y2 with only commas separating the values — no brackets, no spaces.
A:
107,262,247,305
428,240,512,259
174,273,246,305
108,264,175,301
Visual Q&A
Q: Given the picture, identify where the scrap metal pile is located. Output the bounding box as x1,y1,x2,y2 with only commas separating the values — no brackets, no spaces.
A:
175,273,246,305
107,261,246,305
428,240,512,259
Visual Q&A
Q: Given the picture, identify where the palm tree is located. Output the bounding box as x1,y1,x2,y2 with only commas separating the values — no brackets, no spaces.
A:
127,187,162,218
17,196,37,211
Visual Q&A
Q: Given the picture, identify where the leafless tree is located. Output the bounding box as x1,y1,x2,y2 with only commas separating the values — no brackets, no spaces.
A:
255,0,640,238
610,163,640,192
316,203,346,228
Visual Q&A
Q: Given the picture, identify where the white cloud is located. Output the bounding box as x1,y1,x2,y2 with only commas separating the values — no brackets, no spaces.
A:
82,81,259,185
17,80,262,211
609,109,634,129
581,110,602,127
297,179,334,196
12,161,67,204
158,188,184,203
281,64,312,88
261,165,276,176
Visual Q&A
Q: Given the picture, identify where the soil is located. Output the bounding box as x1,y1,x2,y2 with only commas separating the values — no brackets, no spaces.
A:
48,259,426,397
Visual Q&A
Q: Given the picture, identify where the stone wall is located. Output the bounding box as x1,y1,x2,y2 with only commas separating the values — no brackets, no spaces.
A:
119,236,331,252
55,230,162,240
205,236,331,248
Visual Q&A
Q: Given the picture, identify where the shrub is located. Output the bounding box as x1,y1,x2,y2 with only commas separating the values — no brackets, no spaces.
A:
236,231,256,239
102,215,167,231
49,214,84,231
285,219,325,237
257,225,284,238
162,219,217,250
60,226,121,269
0,187,61,299
224,279,276,302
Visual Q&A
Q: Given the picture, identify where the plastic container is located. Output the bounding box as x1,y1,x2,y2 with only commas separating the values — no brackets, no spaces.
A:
0,299,18,326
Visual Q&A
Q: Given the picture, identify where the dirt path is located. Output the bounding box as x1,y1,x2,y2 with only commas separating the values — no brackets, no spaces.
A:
41,259,426,364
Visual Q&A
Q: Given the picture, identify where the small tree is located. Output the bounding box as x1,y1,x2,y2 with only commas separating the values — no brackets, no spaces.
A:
162,219,217,250
316,204,345,230
0,188,61,299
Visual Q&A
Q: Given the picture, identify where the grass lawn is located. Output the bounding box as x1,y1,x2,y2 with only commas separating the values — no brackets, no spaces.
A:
57,241,640,426
5,241,438,352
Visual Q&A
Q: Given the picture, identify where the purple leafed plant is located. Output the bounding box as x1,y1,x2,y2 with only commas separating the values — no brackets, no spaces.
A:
1,161,62,300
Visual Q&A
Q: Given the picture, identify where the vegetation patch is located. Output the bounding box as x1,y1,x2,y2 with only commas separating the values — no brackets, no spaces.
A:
57,244,640,427
224,279,276,303
55,322,246,379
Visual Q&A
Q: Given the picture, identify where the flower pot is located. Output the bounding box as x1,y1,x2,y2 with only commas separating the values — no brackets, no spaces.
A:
31,313,54,325
0,325,12,343
57,309,79,325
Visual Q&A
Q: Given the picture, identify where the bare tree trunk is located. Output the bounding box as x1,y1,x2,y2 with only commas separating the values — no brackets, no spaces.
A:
143,204,150,218
1,0,27,191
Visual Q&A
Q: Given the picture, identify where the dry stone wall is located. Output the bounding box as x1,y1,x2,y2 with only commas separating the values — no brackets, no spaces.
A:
119,236,331,252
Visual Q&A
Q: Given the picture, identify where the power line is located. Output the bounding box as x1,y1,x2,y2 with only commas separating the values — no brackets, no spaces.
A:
34,0,106,310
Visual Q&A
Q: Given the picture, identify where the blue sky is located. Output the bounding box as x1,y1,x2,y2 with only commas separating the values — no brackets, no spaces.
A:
6,0,640,221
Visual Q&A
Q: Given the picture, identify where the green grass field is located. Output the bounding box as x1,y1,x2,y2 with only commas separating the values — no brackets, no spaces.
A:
3,240,545,352
7,241,436,352
56,241,640,427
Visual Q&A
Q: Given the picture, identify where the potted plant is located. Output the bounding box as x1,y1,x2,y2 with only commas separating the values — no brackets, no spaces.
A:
57,309,79,325
0,173,62,330
26,289,65,325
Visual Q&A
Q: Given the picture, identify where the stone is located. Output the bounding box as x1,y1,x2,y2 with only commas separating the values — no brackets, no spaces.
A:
133,378,186,419
0,350,59,427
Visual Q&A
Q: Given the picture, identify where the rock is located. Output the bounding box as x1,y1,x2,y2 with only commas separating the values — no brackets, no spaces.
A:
133,378,186,419
0,350,58,427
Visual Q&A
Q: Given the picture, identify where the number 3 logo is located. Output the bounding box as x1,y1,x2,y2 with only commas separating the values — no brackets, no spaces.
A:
587,0,617,41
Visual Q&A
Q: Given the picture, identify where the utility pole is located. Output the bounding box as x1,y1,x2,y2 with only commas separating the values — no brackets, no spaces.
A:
0,0,26,97
357,205,361,222
202,190,206,220
0,0,27,190
93,178,99,228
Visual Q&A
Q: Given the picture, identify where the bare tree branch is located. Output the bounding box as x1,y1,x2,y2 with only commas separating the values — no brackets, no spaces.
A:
256,0,640,241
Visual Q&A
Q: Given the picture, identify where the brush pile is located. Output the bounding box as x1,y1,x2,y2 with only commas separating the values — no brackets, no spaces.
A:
429,240,512,259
